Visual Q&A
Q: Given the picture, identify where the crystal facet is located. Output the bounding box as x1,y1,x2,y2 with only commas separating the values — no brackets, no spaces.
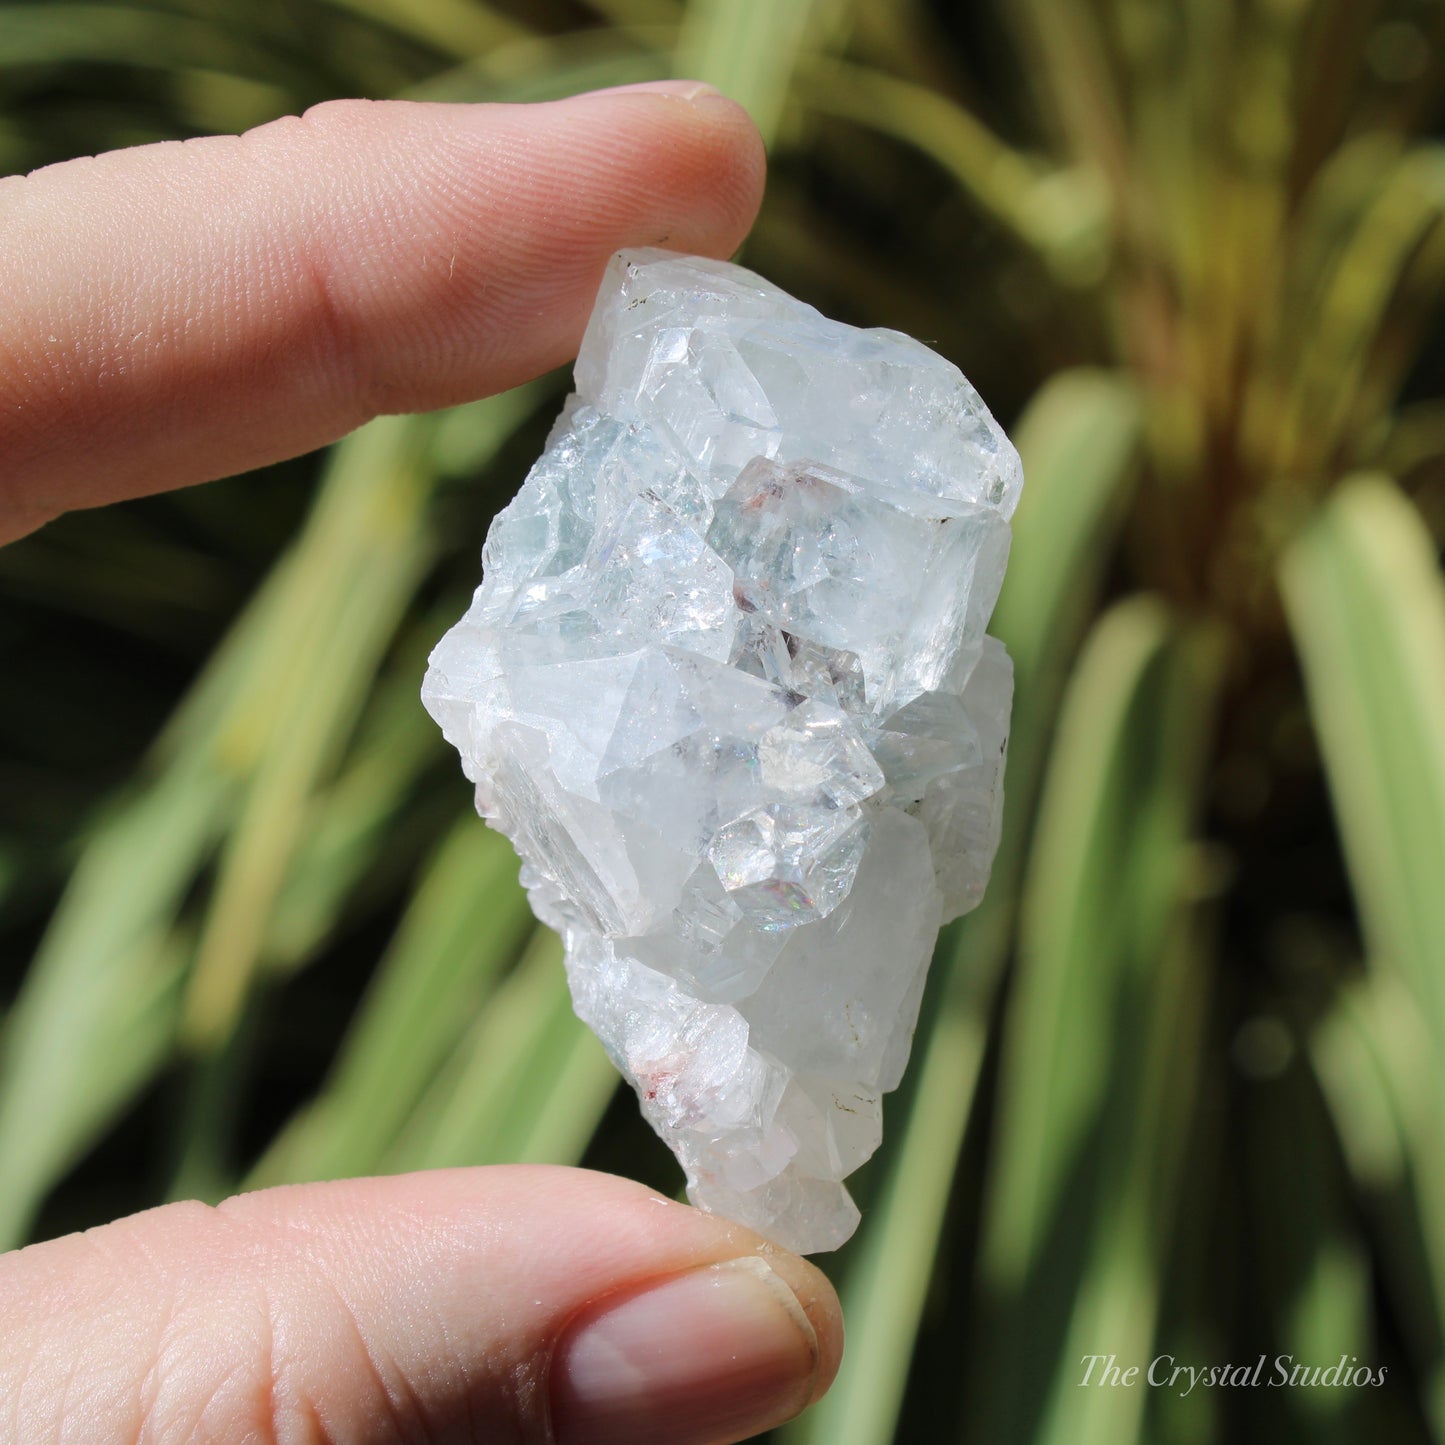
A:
422,250,1020,1252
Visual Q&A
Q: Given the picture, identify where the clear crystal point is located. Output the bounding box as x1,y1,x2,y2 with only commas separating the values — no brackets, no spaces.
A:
423,249,1020,1253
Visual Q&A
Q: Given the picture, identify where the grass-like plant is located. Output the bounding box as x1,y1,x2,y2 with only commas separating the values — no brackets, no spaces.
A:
2,2,1444,1440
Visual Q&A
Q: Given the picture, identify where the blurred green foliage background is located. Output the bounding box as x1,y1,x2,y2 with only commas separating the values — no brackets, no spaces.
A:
4,0,1445,1440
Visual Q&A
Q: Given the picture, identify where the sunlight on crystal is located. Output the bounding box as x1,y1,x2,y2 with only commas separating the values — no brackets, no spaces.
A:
423,250,1021,1252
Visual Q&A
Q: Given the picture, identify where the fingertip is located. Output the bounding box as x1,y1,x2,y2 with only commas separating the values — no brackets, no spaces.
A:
551,81,768,259
550,1248,841,1445
752,1246,846,1406
686,91,769,256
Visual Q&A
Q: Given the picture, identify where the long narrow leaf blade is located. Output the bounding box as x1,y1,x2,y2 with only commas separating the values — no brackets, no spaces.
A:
1279,473,1445,1042
973,597,1222,1444
1313,976,1445,1433
676,0,822,146
247,819,534,1187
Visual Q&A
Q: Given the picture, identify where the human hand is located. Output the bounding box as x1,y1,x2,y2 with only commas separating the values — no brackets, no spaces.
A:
0,84,843,1443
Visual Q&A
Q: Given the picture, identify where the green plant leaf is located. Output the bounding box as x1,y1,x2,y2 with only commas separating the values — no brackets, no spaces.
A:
675,0,823,147
1003,0,1126,195
1279,473,1445,1043
323,0,527,60
246,816,535,1187
0,5,287,78
404,29,667,105
0,531,323,1243
1273,150,1445,475
972,596,1223,1445
261,673,437,970
1031,904,1213,1445
1312,975,1445,1434
181,416,436,1050
385,927,617,1173
992,370,1143,705
1252,1052,1374,1444
793,59,1094,274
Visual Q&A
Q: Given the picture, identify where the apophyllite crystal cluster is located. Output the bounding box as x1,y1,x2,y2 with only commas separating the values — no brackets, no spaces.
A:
422,249,1021,1252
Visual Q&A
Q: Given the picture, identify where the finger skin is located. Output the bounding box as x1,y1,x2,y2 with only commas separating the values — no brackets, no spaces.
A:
0,1165,841,1443
0,89,765,542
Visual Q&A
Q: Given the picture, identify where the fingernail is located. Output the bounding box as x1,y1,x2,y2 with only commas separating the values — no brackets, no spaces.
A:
574,79,724,104
550,1256,820,1445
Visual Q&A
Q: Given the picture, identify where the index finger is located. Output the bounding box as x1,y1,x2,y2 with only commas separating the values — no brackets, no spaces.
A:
0,84,765,543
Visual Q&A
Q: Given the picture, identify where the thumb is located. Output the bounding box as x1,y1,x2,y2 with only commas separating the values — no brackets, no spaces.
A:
0,1165,842,1444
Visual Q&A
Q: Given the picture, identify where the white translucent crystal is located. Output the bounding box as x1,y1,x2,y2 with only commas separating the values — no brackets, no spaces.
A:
423,250,1020,1253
